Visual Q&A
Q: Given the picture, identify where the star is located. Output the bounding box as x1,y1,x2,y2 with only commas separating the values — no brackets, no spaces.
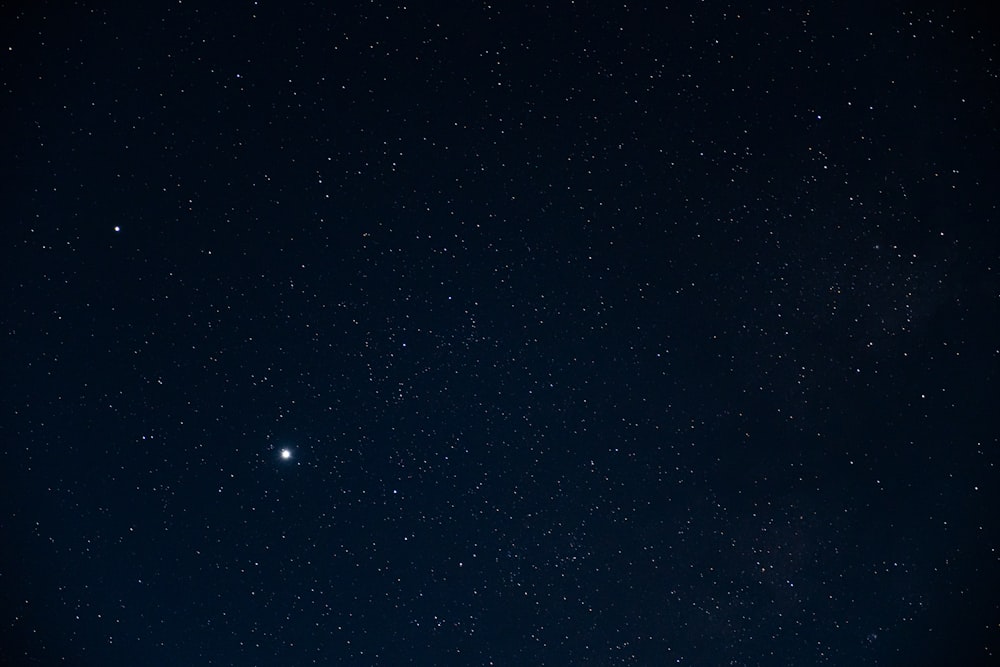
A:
280,448,292,460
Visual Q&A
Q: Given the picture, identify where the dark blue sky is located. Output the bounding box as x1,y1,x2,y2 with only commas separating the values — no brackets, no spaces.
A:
2,2,998,665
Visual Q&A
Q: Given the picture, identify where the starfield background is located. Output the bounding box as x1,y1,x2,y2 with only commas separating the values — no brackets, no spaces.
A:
2,2,998,665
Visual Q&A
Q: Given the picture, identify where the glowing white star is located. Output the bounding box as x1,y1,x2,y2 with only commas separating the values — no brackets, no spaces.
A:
280,448,292,460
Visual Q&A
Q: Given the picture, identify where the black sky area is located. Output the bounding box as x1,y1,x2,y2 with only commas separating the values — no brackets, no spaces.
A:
2,2,999,665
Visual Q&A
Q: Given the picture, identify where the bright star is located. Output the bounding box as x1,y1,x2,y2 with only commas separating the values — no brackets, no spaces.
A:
280,448,292,460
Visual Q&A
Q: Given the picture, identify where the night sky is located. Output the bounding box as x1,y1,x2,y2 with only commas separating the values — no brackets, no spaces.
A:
2,2,999,665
